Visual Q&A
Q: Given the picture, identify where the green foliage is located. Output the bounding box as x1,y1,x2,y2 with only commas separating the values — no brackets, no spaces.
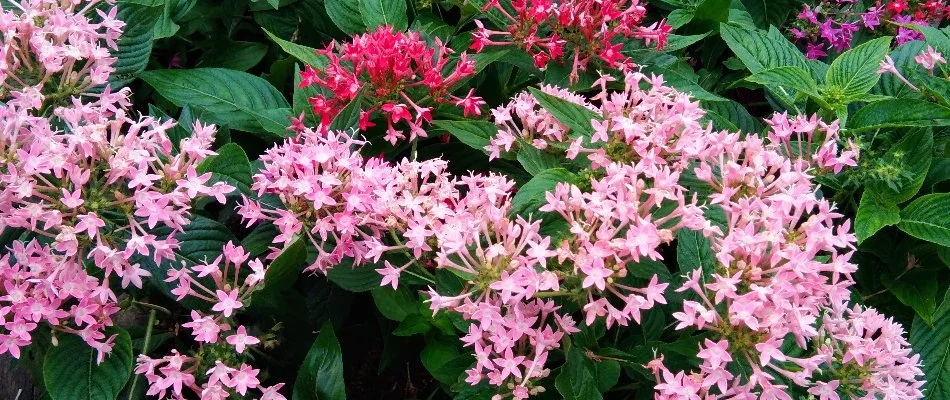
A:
294,322,347,400
140,68,292,137
910,290,950,397
44,328,133,400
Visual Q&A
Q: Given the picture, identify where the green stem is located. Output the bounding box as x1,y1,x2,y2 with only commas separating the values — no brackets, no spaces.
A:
126,309,157,400
131,301,172,315
532,291,573,298
387,229,437,283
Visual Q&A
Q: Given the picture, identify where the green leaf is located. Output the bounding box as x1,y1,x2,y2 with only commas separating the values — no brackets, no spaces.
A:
324,0,365,33
701,100,762,133
899,194,950,247
263,28,328,68
328,95,364,132
421,339,472,385
528,87,602,139
719,23,809,73
359,0,407,31
242,224,279,257
827,36,892,98
867,129,933,204
676,229,716,277
263,238,308,291
691,0,730,30
516,146,560,176
854,191,901,243
44,328,133,400
666,9,694,28
371,287,418,321
200,41,268,72
746,66,820,97
392,314,432,336
659,33,711,53
850,99,950,131
293,322,347,400
882,268,938,324
911,290,950,398
511,168,576,216
432,120,495,153
555,344,602,400
109,4,160,87
739,0,796,29
140,68,291,136
327,261,382,292
197,142,252,196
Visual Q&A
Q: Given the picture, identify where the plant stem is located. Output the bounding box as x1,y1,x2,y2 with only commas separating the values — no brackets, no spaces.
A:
127,309,156,400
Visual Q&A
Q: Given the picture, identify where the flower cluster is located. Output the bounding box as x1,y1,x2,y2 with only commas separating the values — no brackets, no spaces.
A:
647,113,922,398
486,84,595,159
0,0,124,102
136,242,286,400
790,0,948,59
298,26,483,144
0,0,232,365
0,82,231,363
470,0,671,82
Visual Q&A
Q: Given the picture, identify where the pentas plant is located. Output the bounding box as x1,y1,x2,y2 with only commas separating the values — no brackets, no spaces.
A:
0,0,123,103
649,117,924,398
470,0,671,82
0,0,231,367
298,26,483,144
790,0,947,58
416,70,917,398
135,242,286,400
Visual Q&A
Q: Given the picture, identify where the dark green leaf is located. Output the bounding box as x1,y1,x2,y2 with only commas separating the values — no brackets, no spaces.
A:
432,120,495,153
109,4,160,87
720,23,809,73
850,100,950,131
264,238,308,290
516,146,560,176
293,322,347,400
197,142,253,196
359,0,407,31
555,344,602,400
910,290,950,398
44,328,133,400
371,287,418,321
855,191,901,243
511,168,576,216
899,194,950,247
263,28,328,68
324,0,365,33
140,68,290,136
866,129,933,204
826,37,892,98
327,261,382,292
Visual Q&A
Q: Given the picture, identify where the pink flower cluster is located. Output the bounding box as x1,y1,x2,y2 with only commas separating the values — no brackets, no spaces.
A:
135,242,286,400
471,0,671,82
473,70,918,399
0,0,124,100
486,84,596,159
299,26,484,144
791,0,947,59
0,0,232,365
648,114,920,398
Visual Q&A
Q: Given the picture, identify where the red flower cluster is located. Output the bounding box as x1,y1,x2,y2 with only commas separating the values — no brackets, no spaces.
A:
299,26,484,144
471,0,670,82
